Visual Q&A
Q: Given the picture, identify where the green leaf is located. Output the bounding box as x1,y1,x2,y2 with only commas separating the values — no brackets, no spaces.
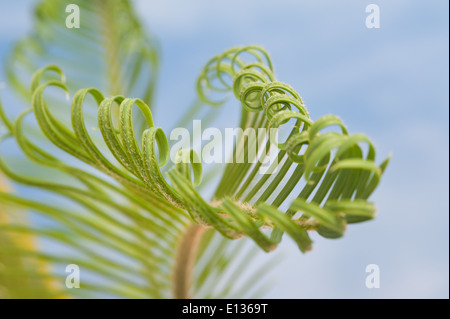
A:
6,0,158,105
0,1,390,299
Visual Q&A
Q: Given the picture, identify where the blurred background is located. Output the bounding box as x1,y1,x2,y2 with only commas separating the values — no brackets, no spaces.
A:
0,0,448,298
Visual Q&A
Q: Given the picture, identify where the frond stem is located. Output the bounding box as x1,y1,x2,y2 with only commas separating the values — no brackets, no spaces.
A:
172,223,206,299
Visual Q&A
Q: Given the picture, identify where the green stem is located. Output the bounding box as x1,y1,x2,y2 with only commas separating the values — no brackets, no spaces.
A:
172,223,206,299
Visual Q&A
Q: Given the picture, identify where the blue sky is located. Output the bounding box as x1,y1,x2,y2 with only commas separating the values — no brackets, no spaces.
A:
0,0,448,298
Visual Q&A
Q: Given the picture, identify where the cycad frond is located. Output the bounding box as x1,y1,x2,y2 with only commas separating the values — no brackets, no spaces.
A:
0,1,389,300
0,174,59,298
188,46,390,251
7,0,158,105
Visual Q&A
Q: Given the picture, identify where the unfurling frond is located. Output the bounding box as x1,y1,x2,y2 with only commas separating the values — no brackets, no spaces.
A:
192,46,390,251
0,0,389,299
1,47,389,262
